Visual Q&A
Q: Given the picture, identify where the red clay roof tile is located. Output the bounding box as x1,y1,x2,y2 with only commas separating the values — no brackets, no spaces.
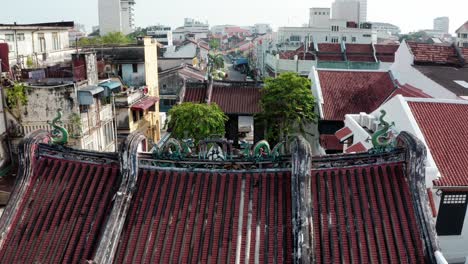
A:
345,142,367,153
114,170,293,263
390,84,432,99
408,101,468,186
311,162,426,263
335,126,353,141
319,134,343,151
185,86,262,115
407,42,462,65
318,70,396,121
0,157,120,263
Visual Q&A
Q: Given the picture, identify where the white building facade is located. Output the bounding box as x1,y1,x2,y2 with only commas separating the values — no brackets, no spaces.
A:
456,21,468,48
0,22,74,67
98,0,135,35
309,8,331,28
372,22,401,39
278,23,376,46
147,26,173,47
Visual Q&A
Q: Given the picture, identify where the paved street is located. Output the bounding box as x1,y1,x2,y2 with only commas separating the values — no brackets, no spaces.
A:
224,55,247,81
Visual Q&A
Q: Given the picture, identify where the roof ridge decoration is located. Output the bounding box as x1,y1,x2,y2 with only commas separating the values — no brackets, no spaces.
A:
371,110,396,153
144,136,291,170
47,108,68,145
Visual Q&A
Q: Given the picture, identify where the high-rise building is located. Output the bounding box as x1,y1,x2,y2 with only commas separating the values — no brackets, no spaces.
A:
98,0,136,35
433,16,449,34
332,0,367,23
309,8,331,28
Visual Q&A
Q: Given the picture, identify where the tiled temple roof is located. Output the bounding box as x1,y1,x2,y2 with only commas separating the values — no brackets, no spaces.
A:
311,162,425,263
0,131,439,263
0,148,120,263
114,169,292,263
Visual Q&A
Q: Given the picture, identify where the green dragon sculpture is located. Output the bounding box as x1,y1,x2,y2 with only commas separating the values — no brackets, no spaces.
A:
48,108,69,145
371,110,395,152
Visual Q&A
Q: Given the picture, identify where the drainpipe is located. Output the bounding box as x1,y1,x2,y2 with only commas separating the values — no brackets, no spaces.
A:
31,28,40,68
13,26,19,66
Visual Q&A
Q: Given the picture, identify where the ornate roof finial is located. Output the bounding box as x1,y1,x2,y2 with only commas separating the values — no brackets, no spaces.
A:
371,110,395,153
48,108,69,145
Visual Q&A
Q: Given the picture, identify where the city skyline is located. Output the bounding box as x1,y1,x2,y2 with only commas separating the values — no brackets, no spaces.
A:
0,0,467,34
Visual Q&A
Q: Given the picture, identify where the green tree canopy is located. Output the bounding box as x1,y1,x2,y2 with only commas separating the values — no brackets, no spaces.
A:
209,38,220,50
258,72,317,142
77,32,133,47
167,103,228,142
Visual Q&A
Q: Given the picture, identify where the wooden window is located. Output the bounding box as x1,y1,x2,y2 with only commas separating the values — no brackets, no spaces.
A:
436,192,468,236
5,34,14,42
132,63,138,73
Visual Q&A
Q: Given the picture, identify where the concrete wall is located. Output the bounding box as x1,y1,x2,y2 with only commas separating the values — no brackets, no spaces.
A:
164,43,197,58
265,54,316,75
122,63,145,87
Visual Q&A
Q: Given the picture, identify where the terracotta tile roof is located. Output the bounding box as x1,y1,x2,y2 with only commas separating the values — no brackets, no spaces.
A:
345,142,367,153
185,86,262,115
317,44,344,61
461,48,468,61
114,169,293,264
319,134,343,151
318,43,341,53
311,162,426,263
211,87,262,114
335,126,353,142
346,43,373,53
390,83,432,98
318,70,396,121
0,157,120,263
408,101,468,186
407,42,462,65
184,87,207,103
374,44,399,62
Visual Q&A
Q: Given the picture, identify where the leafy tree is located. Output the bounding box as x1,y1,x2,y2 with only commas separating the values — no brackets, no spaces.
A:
207,53,226,80
399,31,430,42
77,32,133,47
6,82,28,109
258,72,317,143
167,103,228,142
209,38,220,50
100,32,132,44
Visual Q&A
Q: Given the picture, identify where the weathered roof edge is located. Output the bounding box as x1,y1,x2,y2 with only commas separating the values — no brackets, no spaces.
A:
0,130,49,249
93,132,146,264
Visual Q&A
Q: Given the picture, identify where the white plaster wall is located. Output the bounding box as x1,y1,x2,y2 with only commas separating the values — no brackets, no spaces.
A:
122,63,146,87
391,41,458,99
164,43,197,58
1,29,70,63
277,26,376,45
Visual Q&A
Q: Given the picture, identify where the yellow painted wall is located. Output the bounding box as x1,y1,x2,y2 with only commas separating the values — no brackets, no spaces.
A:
143,37,161,143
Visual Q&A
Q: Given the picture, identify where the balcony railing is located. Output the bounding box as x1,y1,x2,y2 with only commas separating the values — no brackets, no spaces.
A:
115,89,145,107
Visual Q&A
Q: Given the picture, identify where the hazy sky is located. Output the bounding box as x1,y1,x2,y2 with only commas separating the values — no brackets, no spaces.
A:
1,0,467,34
